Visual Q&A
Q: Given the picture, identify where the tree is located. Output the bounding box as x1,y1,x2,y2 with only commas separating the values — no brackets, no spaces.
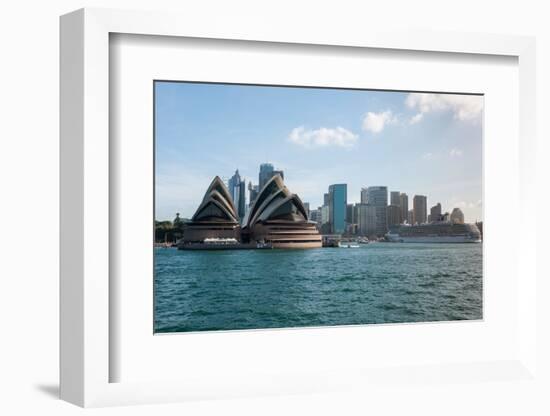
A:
155,220,174,243
172,213,185,240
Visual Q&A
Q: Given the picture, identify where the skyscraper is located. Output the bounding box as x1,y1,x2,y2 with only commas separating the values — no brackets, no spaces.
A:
258,163,284,191
248,181,259,206
357,204,377,237
430,202,442,222
408,209,414,225
329,184,347,234
413,195,427,224
258,163,274,190
228,169,246,221
321,205,331,234
390,191,401,207
321,192,331,232
365,186,388,235
390,191,402,224
309,208,322,225
360,187,369,204
387,205,401,227
400,193,409,224
366,186,388,206
346,203,354,225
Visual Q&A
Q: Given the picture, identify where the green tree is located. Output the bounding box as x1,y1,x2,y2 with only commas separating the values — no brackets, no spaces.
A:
155,220,174,243
172,213,185,241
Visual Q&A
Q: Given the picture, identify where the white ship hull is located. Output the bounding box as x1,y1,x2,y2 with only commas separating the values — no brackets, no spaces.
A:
386,234,481,243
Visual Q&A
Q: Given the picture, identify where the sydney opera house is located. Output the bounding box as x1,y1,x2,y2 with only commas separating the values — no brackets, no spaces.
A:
179,175,322,249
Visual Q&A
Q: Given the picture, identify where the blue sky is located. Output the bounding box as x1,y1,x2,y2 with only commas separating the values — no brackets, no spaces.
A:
155,81,483,222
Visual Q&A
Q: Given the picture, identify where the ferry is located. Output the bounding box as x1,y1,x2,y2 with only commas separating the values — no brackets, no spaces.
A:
385,222,481,243
338,240,360,248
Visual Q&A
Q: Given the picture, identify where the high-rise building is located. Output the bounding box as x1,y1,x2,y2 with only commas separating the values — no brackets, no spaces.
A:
413,195,427,224
321,192,331,231
373,205,388,235
346,203,354,224
320,205,331,234
309,208,322,225
258,163,274,190
346,204,360,235
360,188,369,204
390,191,402,224
357,204,377,237
400,193,409,224
248,181,259,206
258,163,284,191
365,186,388,235
366,186,388,206
430,203,442,222
390,191,401,206
408,209,414,225
228,169,246,221
321,205,330,224
451,207,465,224
353,204,360,226
387,205,401,227
329,184,347,234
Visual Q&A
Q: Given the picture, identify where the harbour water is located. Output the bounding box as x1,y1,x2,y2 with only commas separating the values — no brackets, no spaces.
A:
154,243,482,333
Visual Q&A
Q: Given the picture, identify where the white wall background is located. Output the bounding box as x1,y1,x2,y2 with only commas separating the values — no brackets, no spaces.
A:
0,1,548,415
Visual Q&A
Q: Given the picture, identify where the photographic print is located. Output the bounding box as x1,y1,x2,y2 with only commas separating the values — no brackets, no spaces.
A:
154,81,483,333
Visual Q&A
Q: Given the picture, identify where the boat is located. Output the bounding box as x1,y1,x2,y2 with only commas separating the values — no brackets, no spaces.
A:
338,240,360,248
385,222,481,243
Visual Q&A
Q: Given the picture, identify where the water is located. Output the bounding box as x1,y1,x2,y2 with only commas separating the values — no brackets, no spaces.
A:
154,243,482,333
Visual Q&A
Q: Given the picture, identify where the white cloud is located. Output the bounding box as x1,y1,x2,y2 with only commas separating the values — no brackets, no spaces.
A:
409,113,424,124
362,110,397,133
450,148,463,157
405,93,483,123
422,152,434,160
288,126,358,148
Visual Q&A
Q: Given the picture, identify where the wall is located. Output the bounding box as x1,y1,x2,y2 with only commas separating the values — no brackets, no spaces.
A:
0,1,548,415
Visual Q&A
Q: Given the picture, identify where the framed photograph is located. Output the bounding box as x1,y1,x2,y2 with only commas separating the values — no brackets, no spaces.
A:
153,80,484,334
60,8,537,407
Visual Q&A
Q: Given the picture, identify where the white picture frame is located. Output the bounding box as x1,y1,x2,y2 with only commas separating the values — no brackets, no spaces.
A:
60,7,537,407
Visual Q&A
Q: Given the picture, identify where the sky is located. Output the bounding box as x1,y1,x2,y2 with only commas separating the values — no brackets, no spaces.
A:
155,81,483,223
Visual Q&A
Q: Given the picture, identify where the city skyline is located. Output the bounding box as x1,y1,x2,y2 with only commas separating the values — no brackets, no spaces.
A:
157,162,475,226
155,82,483,222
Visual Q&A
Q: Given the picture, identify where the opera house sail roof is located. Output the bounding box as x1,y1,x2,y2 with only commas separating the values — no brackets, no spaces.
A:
182,177,241,244
191,176,239,223
243,174,322,249
180,174,321,249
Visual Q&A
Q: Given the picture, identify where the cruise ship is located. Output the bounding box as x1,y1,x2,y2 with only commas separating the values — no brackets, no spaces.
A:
386,222,482,243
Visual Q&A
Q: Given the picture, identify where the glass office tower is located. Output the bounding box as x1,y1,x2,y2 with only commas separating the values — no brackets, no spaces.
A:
328,184,347,234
